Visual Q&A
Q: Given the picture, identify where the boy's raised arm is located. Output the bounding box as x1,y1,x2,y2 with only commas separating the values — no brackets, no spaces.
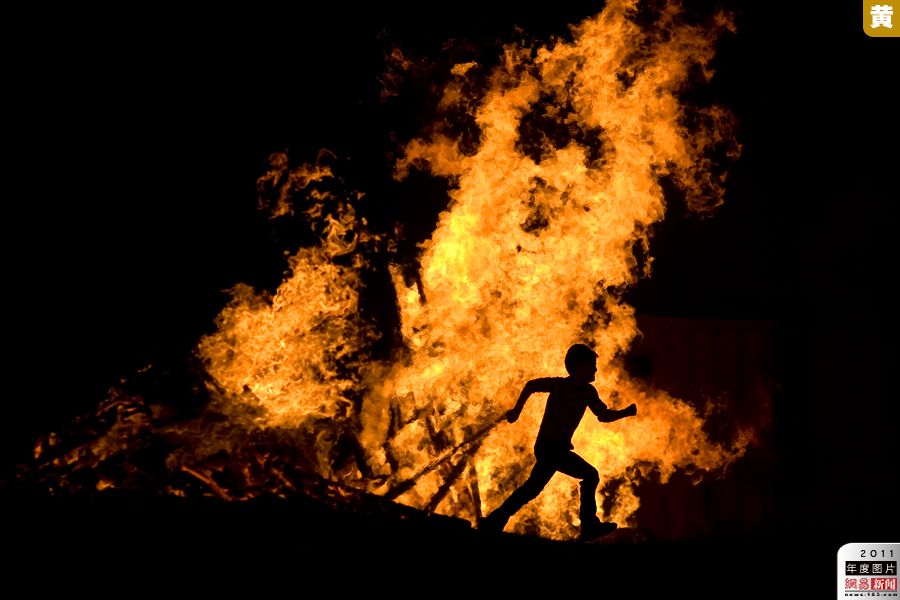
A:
507,378,553,423
596,403,637,422
589,389,637,423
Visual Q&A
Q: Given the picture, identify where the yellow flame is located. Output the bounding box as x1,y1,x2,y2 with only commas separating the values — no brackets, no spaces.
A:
199,248,374,429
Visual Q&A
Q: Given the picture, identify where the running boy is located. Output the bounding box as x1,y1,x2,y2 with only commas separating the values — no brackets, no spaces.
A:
480,343,637,539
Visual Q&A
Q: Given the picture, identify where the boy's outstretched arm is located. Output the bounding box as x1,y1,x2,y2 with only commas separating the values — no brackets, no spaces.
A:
588,390,637,423
506,378,553,423
596,403,637,422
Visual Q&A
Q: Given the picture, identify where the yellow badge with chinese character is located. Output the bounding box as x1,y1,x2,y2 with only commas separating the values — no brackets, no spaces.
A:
864,1,900,37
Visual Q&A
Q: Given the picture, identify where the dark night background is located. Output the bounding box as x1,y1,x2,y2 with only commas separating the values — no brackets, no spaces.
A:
4,1,897,594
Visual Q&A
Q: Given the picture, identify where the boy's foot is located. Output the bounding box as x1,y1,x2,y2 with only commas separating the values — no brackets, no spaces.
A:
580,520,617,541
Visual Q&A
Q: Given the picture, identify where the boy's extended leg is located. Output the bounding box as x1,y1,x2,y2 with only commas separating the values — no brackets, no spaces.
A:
479,460,555,532
554,451,602,529
556,451,616,539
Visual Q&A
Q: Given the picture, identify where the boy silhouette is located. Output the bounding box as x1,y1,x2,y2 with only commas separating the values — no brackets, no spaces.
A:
479,343,637,540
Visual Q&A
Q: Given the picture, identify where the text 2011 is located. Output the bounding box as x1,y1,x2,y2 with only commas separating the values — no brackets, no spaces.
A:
861,549,896,558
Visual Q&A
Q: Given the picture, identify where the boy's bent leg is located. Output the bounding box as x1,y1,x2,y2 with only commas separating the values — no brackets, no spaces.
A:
480,461,555,532
555,451,600,525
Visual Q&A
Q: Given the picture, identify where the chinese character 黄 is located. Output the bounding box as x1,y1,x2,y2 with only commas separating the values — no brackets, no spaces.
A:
871,4,894,28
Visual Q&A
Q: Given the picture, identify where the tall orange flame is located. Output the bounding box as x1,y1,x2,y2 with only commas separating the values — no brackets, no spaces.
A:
197,0,748,539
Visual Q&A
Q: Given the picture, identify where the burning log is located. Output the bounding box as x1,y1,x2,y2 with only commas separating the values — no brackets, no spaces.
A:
466,463,484,521
426,452,474,514
384,418,503,501
179,465,234,501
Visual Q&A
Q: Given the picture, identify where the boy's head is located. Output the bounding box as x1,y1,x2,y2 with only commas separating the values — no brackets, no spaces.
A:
564,343,598,382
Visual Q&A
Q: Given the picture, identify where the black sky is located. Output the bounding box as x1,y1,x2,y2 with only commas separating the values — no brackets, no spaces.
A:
6,1,898,541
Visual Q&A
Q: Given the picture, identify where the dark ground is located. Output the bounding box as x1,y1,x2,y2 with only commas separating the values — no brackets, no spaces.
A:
4,1,898,594
0,491,854,597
